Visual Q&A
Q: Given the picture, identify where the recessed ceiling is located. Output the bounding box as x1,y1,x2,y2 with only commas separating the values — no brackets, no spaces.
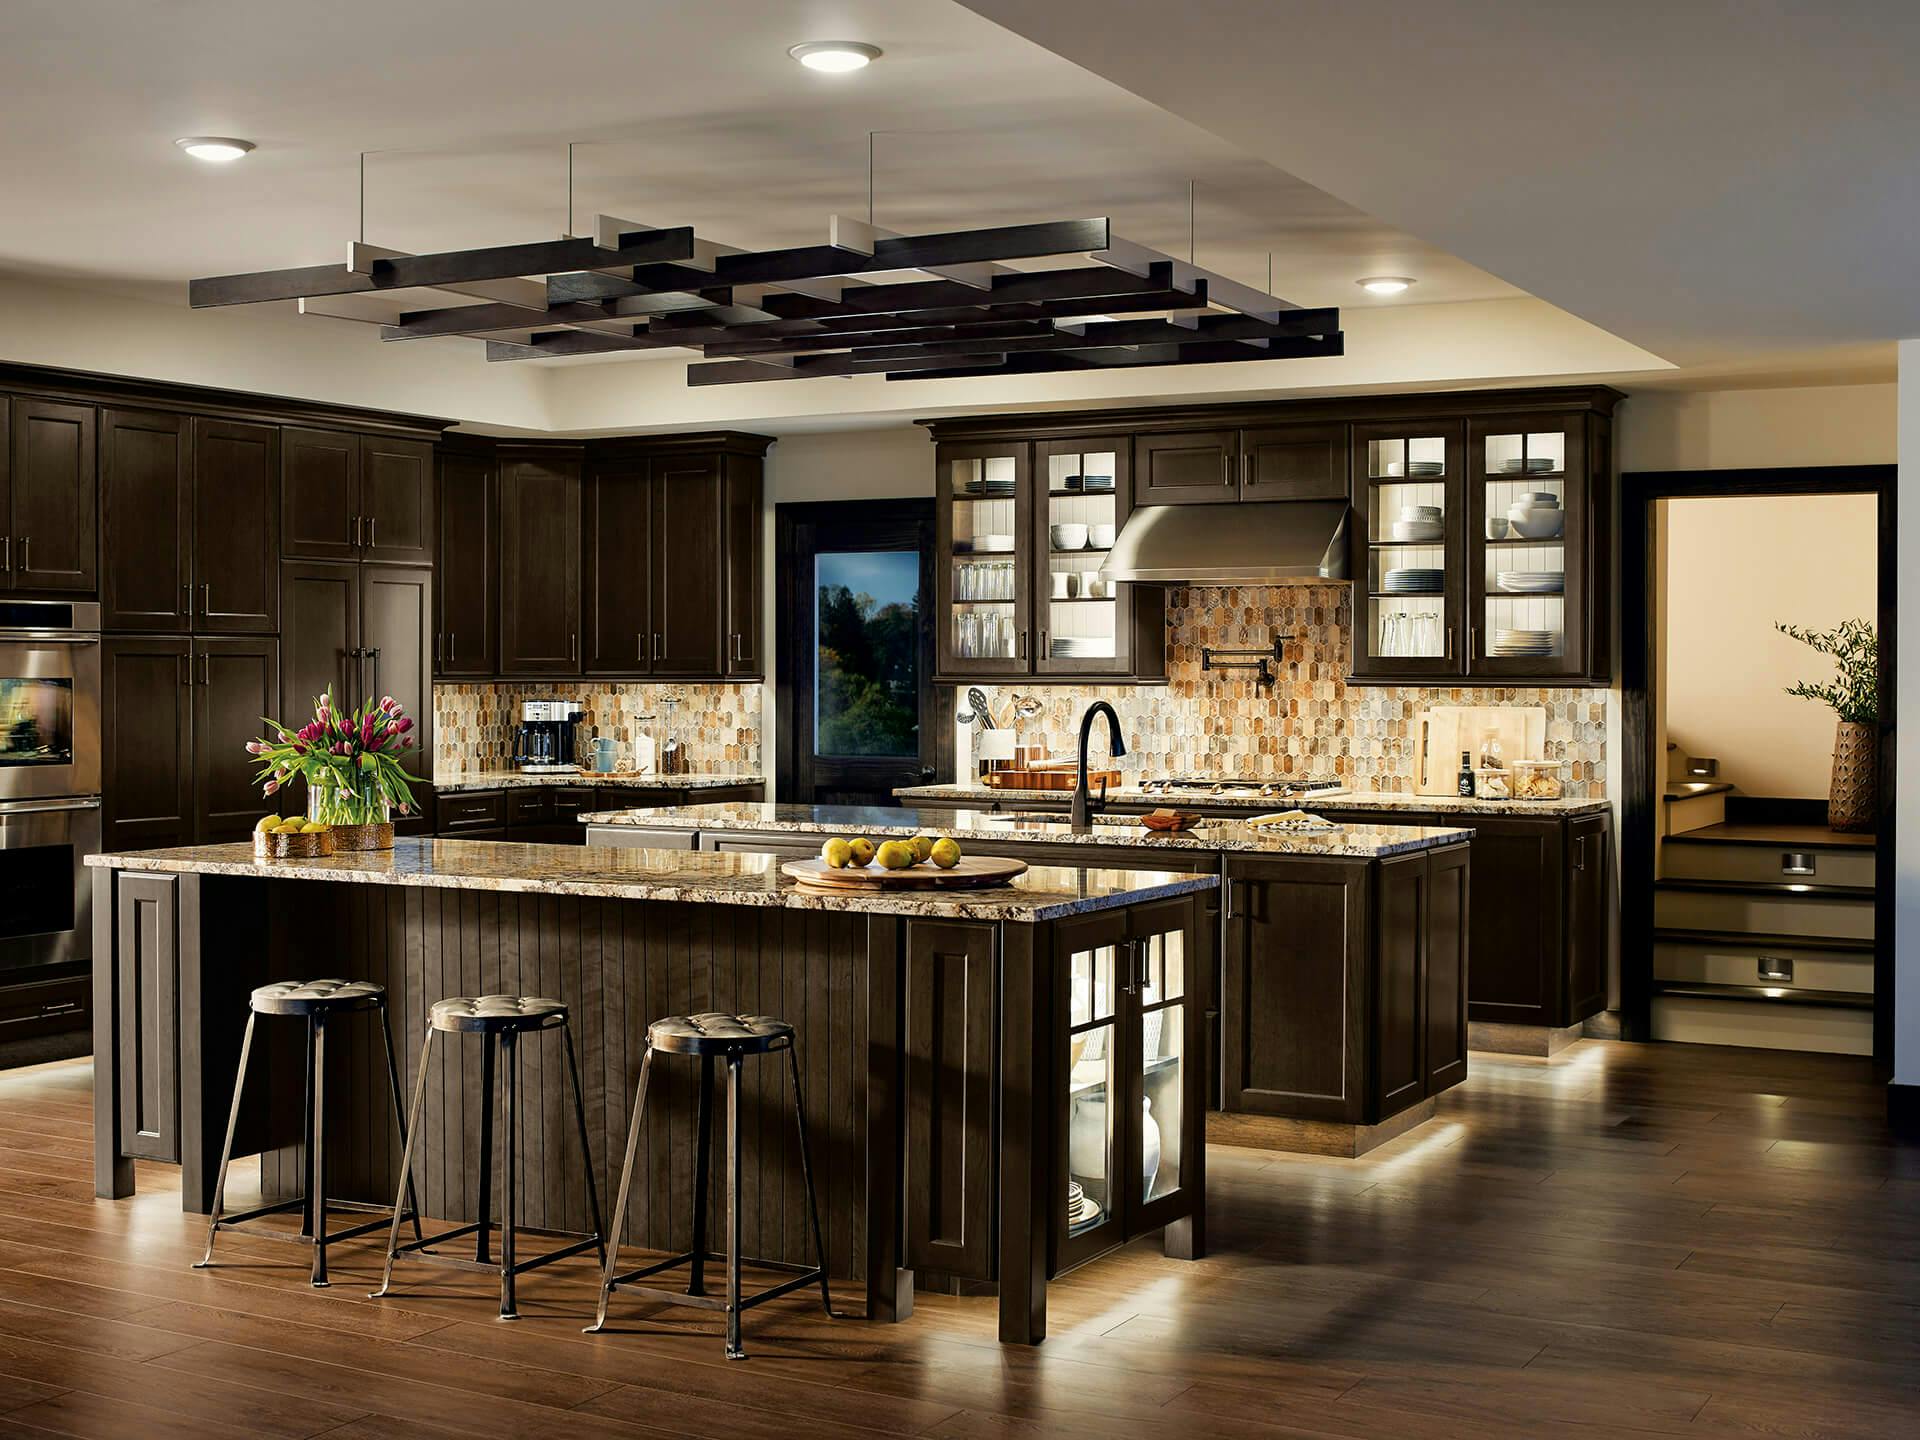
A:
0,0,1520,338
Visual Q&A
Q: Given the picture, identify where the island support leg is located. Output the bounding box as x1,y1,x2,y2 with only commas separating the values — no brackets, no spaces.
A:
997,923,1047,1345
863,916,912,1322
92,870,132,1200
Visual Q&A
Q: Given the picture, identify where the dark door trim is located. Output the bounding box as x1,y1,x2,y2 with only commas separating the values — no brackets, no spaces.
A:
1619,464,1895,1073
774,499,951,805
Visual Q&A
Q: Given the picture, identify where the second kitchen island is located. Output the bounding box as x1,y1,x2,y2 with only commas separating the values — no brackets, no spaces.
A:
88,838,1214,1343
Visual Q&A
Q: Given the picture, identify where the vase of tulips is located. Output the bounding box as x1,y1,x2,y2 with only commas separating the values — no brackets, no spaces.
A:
248,687,418,851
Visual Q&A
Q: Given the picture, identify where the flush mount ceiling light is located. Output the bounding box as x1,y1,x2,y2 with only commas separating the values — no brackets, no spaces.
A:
788,41,882,72
175,136,255,163
1357,275,1415,295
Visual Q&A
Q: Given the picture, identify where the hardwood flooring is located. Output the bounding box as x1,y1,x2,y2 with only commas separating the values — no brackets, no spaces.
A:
0,1041,1913,1438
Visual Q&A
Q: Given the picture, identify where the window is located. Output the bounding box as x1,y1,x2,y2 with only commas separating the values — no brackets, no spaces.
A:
814,551,920,757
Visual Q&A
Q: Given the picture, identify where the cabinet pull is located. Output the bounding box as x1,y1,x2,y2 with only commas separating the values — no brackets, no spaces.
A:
177,653,189,689
367,517,377,548
17,537,26,573
653,633,663,661
0,536,8,572
181,582,190,615
351,516,361,547
198,653,209,688
434,632,443,665
1242,452,1253,487
1017,629,1028,660
1223,880,1235,921
201,582,211,616
569,632,578,662
1573,836,1586,871
1221,454,1233,486
449,631,456,662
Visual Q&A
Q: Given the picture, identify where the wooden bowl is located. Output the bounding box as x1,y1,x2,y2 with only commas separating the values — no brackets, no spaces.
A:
254,826,336,859
1139,809,1201,832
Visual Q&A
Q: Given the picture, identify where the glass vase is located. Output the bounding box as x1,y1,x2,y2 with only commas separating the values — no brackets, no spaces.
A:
306,771,394,850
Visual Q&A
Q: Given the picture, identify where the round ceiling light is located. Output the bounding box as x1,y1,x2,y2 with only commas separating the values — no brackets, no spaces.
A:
1357,275,1416,295
176,137,256,163
788,41,882,73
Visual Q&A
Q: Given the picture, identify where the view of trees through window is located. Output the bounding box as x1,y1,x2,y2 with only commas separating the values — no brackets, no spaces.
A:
814,550,919,758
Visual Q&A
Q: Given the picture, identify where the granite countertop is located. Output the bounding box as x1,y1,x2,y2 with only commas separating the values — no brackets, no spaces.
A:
890,782,1611,818
577,801,1474,859
87,838,1215,923
434,770,763,793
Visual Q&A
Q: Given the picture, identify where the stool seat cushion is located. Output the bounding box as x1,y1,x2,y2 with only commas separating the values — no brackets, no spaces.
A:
647,1012,794,1056
250,978,386,1016
430,994,568,1033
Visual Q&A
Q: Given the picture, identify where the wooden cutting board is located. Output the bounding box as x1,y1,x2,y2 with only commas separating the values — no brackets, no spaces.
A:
781,856,1029,891
982,766,1121,792
1413,705,1547,794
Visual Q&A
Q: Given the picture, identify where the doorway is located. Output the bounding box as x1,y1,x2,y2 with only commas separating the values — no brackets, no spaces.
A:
1620,465,1895,1070
774,500,951,806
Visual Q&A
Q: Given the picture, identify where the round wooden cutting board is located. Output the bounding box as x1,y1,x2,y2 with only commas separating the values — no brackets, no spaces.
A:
780,855,1029,892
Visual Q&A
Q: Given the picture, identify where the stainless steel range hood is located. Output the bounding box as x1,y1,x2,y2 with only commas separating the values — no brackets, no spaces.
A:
1099,501,1350,585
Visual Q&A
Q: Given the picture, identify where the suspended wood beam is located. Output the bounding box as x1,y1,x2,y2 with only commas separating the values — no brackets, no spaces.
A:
687,351,1008,385
884,332,1345,381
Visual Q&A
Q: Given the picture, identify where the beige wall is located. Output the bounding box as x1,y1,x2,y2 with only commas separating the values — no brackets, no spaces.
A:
1661,492,1878,798
1618,383,1895,470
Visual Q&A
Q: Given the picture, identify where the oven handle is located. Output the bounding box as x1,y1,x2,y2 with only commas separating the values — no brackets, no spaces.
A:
0,796,103,816
0,631,100,644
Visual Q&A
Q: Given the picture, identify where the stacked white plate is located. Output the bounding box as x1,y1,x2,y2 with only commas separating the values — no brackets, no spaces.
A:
1492,628,1557,655
1390,519,1446,542
1067,1180,1104,1230
1383,567,1445,594
1496,571,1565,594
1407,459,1445,477
1494,457,1557,475
961,533,1016,553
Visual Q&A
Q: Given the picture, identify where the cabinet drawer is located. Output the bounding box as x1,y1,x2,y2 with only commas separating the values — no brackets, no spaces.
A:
439,791,506,832
1663,841,1875,889
507,790,554,827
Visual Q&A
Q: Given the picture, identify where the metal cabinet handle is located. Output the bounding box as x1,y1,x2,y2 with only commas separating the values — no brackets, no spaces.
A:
198,652,209,687
1222,454,1234,486
1242,452,1253,487
569,632,578,662
351,516,361,547
449,631,456,662
1573,835,1586,871
181,582,191,615
1039,629,1048,660
201,582,211,616
652,632,663,661
0,536,8,572
367,516,377,548
435,632,443,665
177,653,189,688
18,537,27,572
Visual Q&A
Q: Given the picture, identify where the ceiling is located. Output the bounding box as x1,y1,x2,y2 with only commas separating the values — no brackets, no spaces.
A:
0,0,1515,318
954,0,1915,381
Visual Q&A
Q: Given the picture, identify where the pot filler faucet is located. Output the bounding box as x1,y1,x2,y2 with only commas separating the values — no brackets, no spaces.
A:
1071,701,1129,830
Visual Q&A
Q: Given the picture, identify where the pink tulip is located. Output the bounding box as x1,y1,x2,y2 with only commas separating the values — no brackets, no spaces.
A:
394,716,413,734
402,736,414,749
245,740,264,755
264,779,279,795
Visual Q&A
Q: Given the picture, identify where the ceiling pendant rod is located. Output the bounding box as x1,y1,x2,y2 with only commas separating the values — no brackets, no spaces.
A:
567,142,575,239
358,152,366,245
1188,178,1195,265
868,131,875,227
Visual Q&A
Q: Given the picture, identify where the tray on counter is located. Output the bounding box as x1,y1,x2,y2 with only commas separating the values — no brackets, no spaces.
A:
781,856,1029,892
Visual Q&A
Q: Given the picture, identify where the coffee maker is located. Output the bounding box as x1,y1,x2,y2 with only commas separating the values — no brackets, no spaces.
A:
514,699,585,772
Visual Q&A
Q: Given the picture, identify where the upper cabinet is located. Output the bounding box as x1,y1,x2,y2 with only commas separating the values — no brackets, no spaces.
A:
5,398,97,592
581,460,651,675
192,419,281,633
282,428,433,564
435,446,498,677
1134,421,1348,506
498,451,583,677
1349,421,1468,681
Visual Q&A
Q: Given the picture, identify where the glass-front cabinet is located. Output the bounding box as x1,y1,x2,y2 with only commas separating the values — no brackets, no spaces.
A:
1467,412,1589,677
1349,421,1467,679
936,441,1033,676
1035,437,1136,677
1054,897,1202,1273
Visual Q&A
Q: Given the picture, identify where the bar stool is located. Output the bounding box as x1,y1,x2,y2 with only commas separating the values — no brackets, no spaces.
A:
373,995,605,1320
587,1012,831,1359
196,978,421,1288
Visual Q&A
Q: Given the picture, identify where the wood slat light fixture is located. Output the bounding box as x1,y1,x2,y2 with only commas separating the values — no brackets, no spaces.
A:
191,214,1342,384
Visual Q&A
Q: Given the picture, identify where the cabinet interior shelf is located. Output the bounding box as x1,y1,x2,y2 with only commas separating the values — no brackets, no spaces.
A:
1049,487,1118,497
951,598,1016,606
1369,590,1445,599
1484,537,1567,547
1050,547,1112,557
1482,471,1566,480
1046,596,1116,605
1369,540,1449,549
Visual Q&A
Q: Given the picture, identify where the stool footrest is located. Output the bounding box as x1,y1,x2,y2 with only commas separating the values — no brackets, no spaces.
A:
215,1205,416,1249
603,1250,826,1317
394,1224,602,1278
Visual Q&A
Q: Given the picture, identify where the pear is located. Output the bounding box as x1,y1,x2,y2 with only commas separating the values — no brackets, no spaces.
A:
930,837,962,870
848,837,877,867
875,840,917,870
821,837,855,869
909,834,935,864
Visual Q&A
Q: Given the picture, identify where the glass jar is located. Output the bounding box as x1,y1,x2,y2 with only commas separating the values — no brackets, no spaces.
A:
306,769,394,848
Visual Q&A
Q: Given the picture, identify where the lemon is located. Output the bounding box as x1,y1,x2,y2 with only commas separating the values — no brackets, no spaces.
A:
930,837,962,870
300,820,330,834
875,840,916,870
848,837,877,867
255,815,280,833
821,837,854,869
277,818,307,834
909,835,935,864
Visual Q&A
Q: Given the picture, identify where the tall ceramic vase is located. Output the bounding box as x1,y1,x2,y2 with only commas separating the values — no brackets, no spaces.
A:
1828,720,1876,833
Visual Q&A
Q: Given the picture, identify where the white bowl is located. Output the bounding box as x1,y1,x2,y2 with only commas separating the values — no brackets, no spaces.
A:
1505,506,1565,540
1089,523,1115,548
1390,521,1446,543
1050,523,1089,551
1399,504,1443,520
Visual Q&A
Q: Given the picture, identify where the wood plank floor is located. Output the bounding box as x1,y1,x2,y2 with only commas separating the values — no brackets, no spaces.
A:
0,1041,1913,1438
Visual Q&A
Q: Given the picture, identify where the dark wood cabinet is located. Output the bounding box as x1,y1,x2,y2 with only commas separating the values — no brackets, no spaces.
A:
1133,428,1238,504
582,462,651,674
361,565,433,785
435,448,497,677
1348,420,1469,681
650,453,726,677
6,398,97,592
114,872,180,1163
361,436,434,564
280,560,360,721
498,453,581,676
192,419,280,633
1565,813,1610,1022
1425,842,1471,1093
1133,422,1348,505
100,409,190,630
102,636,195,852
281,427,360,560
280,560,430,780
722,454,763,678
192,637,280,842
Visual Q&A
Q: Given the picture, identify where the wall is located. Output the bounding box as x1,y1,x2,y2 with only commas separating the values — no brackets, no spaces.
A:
1661,493,1879,798
1618,383,1896,471
1896,341,1919,1088
433,683,759,778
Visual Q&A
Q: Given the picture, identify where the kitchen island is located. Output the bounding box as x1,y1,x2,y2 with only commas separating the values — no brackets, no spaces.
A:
88,838,1214,1343
585,803,1476,1156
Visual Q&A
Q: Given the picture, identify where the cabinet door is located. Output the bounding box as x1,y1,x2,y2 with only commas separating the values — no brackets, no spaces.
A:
1125,896,1201,1236
1242,422,1349,501
1220,856,1368,1121
192,419,280,633
1349,421,1467,681
722,454,764,678
435,450,497,677
1053,907,1128,1270
650,454,725,676
936,441,1033,677
582,462,651,674
1425,844,1470,1092
1132,429,1238,504
1564,815,1610,1024
498,456,581,675
1466,412,1588,678
903,919,998,1282
361,436,434,564
101,636,195,851
1460,815,1564,1026
280,559,360,724
1374,852,1427,1117
281,428,360,560
1034,438,1134,676
8,399,97,592
362,565,433,786
100,409,190,630
115,872,180,1163
193,637,279,842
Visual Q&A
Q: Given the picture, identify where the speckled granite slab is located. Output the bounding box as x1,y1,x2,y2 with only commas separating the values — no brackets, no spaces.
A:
87,838,1215,923
889,782,1610,818
434,770,763,793
578,802,1474,859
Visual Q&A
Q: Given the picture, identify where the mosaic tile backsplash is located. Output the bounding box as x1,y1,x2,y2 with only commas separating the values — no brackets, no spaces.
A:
975,584,1608,797
434,683,761,776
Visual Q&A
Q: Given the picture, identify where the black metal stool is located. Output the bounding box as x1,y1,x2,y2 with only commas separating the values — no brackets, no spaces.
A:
196,978,421,1288
587,1012,831,1359
373,994,605,1320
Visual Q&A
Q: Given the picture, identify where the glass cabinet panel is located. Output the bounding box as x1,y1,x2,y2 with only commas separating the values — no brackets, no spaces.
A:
1137,925,1186,1206
1471,418,1584,675
1040,445,1121,669
939,443,1031,674
1066,934,1121,1240
1353,423,1464,677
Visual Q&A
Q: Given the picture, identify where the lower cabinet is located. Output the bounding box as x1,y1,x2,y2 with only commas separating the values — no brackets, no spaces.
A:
113,871,179,1163
102,635,280,850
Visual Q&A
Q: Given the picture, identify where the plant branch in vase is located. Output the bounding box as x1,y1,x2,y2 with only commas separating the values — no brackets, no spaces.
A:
248,686,418,851
1775,618,1878,832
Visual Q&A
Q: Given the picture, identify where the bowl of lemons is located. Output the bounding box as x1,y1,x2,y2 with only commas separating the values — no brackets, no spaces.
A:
820,833,962,874
253,813,336,858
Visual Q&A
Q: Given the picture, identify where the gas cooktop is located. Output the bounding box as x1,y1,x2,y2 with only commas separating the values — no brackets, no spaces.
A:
1137,776,1349,800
